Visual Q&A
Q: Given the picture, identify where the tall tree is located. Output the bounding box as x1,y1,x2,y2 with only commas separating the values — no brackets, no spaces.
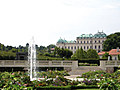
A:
75,48,87,60
103,32,120,51
64,49,73,58
118,54,120,60
54,47,73,58
87,49,99,60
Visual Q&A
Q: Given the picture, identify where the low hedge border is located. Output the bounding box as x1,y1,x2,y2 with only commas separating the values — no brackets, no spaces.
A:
34,85,71,90
30,85,99,90
71,85,99,89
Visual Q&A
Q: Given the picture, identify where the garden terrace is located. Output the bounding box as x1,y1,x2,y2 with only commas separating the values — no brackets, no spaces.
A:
0,60,78,71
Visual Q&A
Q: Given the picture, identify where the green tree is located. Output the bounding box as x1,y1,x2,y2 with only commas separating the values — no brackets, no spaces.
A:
54,47,64,58
118,54,120,60
58,48,65,58
75,48,87,60
54,47,72,58
103,32,120,51
87,49,99,60
64,49,73,59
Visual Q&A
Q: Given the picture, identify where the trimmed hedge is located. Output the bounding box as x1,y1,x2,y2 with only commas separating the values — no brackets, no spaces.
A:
31,85,99,90
78,60,100,65
34,85,71,90
71,85,99,89
79,63,98,66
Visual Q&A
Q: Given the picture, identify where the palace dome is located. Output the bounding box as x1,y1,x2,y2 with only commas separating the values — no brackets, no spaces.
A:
94,31,107,38
78,34,93,38
57,38,67,43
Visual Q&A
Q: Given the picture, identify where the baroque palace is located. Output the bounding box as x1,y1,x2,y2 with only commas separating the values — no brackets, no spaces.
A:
56,31,107,53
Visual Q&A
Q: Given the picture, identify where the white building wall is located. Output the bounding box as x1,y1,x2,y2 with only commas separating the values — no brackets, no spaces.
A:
56,37,106,54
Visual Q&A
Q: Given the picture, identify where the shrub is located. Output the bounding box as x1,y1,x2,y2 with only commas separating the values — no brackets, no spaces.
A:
78,63,98,66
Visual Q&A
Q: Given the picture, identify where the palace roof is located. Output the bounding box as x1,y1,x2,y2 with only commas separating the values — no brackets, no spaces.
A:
79,34,93,38
94,31,107,38
57,31,107,43
57,38,67,43
57,38,76,43
77,31,107,39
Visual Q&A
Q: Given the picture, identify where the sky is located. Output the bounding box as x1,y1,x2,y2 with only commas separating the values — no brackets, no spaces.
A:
0,0,120,47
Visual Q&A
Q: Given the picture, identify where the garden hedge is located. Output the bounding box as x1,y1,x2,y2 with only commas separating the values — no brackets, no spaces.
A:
34,85,71,90
71,85,99,89
31,85,99,90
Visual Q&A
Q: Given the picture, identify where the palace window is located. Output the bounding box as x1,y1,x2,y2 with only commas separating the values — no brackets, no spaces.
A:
90,46,92,49
68,46,70,49
78,41,79,43
98,45,100,49
74,46,76,50
95,45,97,49
99,40,100,43
77,46,79,49
95,40,96,43
81,41,82,43
84,41,85,43
84,46,86,49
90,41,92,43
87,46,89,49
71,46,73,50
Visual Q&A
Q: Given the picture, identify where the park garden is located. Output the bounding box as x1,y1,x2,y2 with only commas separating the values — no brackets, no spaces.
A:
0,69,120,90
0,31,120,90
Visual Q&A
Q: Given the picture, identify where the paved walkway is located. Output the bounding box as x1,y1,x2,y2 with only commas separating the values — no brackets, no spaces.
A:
69,66,103,75
64,66,103,81
64,75,84,81
64,75,81,78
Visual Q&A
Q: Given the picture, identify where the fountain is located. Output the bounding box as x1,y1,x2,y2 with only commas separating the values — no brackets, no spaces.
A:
28,37,37,81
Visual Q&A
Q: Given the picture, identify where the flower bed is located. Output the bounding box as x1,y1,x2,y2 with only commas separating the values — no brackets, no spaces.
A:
0,70,120,89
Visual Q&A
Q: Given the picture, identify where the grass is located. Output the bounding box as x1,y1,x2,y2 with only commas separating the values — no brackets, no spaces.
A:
75,88,99,90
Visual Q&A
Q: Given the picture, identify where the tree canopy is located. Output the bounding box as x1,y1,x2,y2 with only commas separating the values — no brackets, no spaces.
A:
0,43,58,60
103,32,120,51
87,49,99,59
75,48,87,60
54,47,73,58
72,48,99,60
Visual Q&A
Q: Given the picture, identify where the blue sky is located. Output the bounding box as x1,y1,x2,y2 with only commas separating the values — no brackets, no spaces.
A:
0,0,120,47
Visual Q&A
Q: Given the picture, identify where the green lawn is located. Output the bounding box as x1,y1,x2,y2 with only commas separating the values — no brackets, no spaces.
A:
74,88,99,90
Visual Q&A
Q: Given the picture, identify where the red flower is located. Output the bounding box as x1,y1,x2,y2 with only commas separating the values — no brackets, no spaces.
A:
23,84,28,86
12,73,14,75
38,84,43,86
101,74,103,77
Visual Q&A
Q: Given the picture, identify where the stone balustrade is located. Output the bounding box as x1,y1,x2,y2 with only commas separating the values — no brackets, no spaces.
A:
100,60,120,73
0,60,78,71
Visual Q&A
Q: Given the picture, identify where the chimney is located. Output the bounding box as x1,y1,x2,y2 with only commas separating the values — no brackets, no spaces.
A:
117,47,119,52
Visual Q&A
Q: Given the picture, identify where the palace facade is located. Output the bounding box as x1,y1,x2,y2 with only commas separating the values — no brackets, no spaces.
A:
56,31,107,53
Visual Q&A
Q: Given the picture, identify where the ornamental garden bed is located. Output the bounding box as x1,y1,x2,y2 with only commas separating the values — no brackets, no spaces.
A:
0,70,120,89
